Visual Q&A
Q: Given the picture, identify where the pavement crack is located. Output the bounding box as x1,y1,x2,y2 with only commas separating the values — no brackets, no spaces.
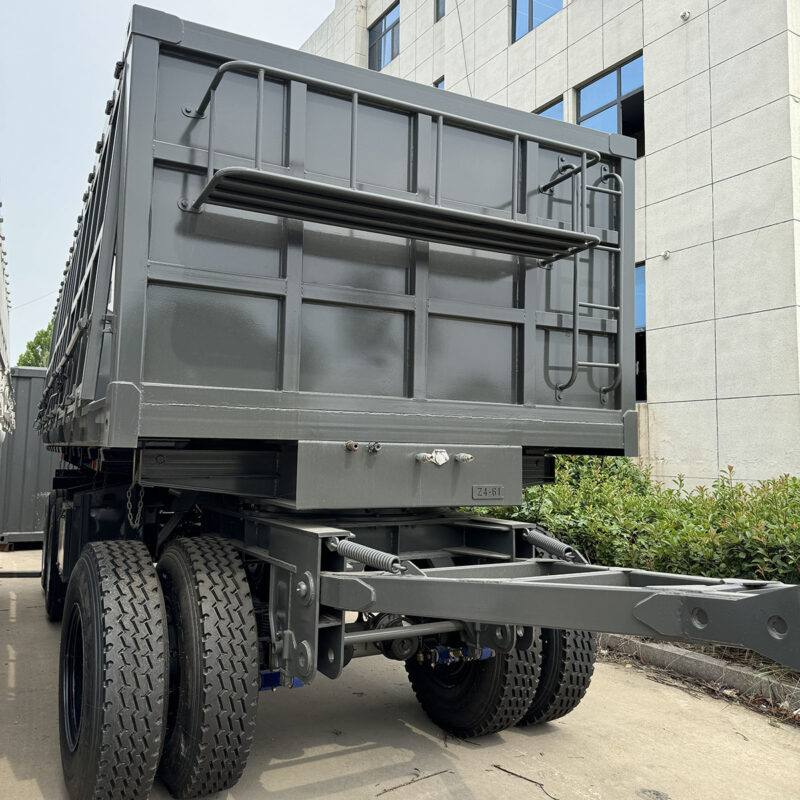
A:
376,768,452,796
492,764,560,799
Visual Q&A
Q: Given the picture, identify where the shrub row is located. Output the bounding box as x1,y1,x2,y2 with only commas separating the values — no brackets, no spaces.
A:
479,456,800,584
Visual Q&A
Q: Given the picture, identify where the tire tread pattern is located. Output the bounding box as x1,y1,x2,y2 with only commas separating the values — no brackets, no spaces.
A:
86,540,166,800
518,629,596,726
406,642,541,738
159,536,259,799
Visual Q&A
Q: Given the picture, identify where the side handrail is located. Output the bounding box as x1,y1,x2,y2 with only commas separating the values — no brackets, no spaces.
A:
192,59,602,169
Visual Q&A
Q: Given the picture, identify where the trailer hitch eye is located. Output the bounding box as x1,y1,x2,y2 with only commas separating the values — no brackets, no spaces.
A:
768,615,789,640
690,607,709,629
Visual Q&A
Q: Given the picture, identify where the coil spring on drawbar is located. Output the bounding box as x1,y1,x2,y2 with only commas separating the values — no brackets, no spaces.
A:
331,539,403,574
523,526,589,564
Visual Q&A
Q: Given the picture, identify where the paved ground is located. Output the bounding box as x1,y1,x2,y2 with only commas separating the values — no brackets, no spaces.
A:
2,549,799,800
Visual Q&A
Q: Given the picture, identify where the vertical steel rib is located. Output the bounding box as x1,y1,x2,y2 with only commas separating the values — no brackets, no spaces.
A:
255,68,264,170
350,92,358,189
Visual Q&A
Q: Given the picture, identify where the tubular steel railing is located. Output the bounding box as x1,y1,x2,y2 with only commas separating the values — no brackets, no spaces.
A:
186,60,608,264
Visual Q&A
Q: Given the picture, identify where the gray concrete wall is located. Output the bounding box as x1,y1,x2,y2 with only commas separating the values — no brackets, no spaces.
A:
302,0,800,485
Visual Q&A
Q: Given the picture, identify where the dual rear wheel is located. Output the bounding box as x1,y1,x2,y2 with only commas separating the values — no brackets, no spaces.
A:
57,536,258,800
406,627,597,737
57,533,596,798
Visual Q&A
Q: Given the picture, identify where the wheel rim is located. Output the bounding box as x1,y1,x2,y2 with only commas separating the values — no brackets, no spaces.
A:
62,604,84,752
425,660,477,689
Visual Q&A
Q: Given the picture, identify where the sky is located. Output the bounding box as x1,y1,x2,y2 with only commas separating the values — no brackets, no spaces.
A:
0,0,335,362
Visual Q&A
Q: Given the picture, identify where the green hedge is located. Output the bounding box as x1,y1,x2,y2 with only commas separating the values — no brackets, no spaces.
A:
479,456,800,584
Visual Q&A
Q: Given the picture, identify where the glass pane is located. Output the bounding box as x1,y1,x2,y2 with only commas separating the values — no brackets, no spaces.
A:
436,0,445,21
635,264,646,330
368,43,379,71
621,56,644,95
385,4,400,25
580,105,618,134
538,100,563,121
514,0,530,41
381,34,391,68
434,77,445,89
579,71,617,116
533,0,563,27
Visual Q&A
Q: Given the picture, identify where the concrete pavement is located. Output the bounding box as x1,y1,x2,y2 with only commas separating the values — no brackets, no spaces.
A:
2,549,798,800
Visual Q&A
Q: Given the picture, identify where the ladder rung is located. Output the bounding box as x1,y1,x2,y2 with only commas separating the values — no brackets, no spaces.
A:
579,301,619,313
586,184,622,196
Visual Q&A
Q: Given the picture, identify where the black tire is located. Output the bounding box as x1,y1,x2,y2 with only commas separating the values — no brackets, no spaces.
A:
518,629,597,726
405,647,540,738
157,536,259,799
43,492,67,622
59,540,167,800
41,493,54,590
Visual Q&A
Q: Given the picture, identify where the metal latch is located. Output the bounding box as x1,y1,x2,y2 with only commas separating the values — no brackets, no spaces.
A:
415,448,450,466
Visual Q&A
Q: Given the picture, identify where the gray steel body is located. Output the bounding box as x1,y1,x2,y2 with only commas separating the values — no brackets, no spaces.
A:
39,5,637,489
0,368,59,543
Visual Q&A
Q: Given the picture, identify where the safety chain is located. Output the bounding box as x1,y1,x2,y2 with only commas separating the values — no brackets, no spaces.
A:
126,450,144,529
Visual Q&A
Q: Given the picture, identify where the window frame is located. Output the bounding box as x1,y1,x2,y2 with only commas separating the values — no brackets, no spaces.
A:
368,2,401,71
634,261,647,401
576,54,643,133
512,0,564,43
435,0,445,23
433,75,445,89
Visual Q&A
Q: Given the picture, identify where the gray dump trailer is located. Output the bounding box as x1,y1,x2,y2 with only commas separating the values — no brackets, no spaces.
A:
38,7,799,800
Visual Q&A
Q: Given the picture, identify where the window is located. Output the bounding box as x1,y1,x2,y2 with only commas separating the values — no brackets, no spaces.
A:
513,0,563,42
635,263,646,401
434,76,445,89
535,98,563,121
578,55,645,156
368,4,400,71
435,0,445,22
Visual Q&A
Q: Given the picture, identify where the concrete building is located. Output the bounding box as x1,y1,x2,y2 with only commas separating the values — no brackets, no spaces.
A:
302,0,800,486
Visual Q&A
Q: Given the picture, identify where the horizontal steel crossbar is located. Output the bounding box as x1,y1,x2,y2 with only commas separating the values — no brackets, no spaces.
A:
319,559,800,670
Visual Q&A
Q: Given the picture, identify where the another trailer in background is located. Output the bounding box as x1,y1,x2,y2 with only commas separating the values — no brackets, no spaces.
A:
0,367,59,547
0,208,11,452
